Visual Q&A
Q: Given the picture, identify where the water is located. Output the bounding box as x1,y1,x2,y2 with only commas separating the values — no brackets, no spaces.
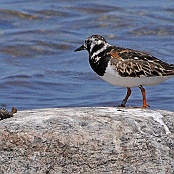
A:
0,0,174,111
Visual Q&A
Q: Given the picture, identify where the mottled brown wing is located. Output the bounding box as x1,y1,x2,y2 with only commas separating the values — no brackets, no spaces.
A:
110,48,174,77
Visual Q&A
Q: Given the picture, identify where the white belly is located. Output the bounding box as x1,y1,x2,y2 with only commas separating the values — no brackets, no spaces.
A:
100,64,173,88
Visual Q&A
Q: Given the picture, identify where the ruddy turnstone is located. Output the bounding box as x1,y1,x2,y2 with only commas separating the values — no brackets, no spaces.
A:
74,35,174,108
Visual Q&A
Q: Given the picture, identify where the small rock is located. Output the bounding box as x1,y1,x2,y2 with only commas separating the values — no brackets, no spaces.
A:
0,107,17,120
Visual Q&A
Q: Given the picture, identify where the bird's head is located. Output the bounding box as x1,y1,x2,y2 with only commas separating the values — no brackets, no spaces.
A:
74,35,109,54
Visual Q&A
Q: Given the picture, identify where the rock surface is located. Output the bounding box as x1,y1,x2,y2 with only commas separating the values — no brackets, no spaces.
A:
0,107,173,174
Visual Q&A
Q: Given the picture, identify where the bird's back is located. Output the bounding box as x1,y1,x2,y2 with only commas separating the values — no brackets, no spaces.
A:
108,46,174,78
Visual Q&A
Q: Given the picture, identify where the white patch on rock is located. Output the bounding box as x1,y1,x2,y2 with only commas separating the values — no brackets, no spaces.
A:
151,112,171,134
100,107,171,135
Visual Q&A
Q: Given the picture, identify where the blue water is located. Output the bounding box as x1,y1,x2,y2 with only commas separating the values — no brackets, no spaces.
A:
0,0,174,111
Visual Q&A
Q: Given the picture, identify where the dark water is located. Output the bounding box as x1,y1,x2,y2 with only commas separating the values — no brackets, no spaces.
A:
0,0,174,111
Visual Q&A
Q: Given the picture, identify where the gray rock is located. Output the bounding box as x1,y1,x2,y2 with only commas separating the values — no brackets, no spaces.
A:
0,107,173,174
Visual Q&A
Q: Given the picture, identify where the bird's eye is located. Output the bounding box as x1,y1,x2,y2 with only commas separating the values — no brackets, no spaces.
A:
86,40,91,44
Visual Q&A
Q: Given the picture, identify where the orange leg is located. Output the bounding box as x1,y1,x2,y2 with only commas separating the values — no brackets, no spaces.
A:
139,86,150,108
119,87,131,107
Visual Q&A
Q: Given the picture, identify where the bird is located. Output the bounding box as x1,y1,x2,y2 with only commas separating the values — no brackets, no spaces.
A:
74,35,174,108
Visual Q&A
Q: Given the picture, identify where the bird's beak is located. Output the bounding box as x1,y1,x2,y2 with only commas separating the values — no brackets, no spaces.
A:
74,45,85,52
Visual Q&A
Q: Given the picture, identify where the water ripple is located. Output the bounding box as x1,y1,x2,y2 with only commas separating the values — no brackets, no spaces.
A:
0,9,41,20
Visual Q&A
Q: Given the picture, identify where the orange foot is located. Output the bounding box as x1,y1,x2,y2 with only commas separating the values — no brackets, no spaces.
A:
118,87,131,107
139,85,150,109
141,103,150,109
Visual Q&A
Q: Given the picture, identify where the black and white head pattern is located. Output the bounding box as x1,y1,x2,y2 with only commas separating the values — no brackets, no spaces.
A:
83,35,110,56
